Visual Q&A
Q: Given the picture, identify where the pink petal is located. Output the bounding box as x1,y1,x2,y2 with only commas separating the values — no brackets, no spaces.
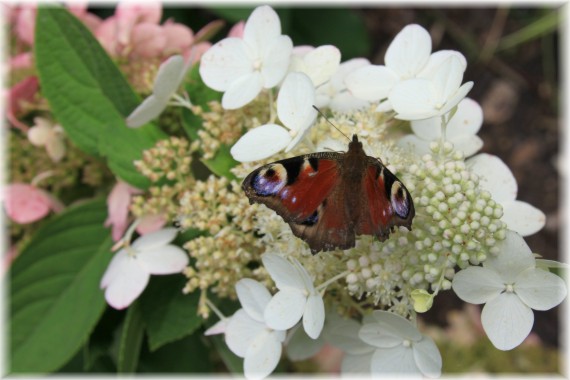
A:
104,181,142,241
15,5,36,46
162,22,194,55
130,23,167,58
185,42,211,63
10,52,33,70
115,2,162,45
95,18,120,56
8,76,39,117
228,20,245,38
194,19,225,43
136,214,167,235
3,183,52,224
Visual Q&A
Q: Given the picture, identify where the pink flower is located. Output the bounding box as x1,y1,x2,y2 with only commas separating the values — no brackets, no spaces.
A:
228,21,245,38
6,76,39,131
3,183,58,224
104,181,143,242
136,214,167,235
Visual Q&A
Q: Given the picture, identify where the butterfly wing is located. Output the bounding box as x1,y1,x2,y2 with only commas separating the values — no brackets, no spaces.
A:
356,158,415,240
242,153,353,252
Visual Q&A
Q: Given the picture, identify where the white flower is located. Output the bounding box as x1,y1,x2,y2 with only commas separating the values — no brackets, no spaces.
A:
230,72,317,162
452,230,567,350
225,278,286,380
262,253,325,339
126,55,189,128
288,45,341,87
398,97,483,156
358,311,442,377
345,24,432,107
389,54,473,120
316,58,371,113
199,5,293,110
467,153,546,236
100,228,189,309
27,117,66,162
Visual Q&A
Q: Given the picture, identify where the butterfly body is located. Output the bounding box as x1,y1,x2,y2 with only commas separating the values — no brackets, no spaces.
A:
243,135,415,253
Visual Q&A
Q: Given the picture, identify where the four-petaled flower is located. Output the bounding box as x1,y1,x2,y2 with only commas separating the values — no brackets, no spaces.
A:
100,228,189,309
452,230,567,350
225,278,287,380
199,5,293,110
230,72,317,162
262,253,325,339
27,117,66,162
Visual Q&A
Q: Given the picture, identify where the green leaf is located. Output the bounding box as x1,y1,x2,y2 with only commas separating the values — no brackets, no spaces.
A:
138,333,212,373
117,302,145,373
10,199,112,373
497,10,560,52
200,144,238,180
210,335,243,373
139,276,202,352
35,7,165,188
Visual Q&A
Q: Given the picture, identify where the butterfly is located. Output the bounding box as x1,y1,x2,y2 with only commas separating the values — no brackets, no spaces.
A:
242,135,415,254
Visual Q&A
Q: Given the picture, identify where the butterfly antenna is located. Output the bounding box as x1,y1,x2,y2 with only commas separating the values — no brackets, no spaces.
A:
312,105,351,142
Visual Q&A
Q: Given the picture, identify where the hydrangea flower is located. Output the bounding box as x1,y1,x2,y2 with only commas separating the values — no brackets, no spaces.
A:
398,97,483,156
262,253,325,339
288,45,341,86
225,278,287,380
467,153,546,236
358,311,442,377
100,228,189,309
126,55,190,128
230,72,317,162
452,230,567,350
389,54,473,120
27,117,66,162
3,183,62,224
199,5,293,110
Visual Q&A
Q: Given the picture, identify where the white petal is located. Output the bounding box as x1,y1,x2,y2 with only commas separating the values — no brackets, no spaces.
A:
371,310,422,341
126,95,169,128
222,72,263,109
199,38,252,91
467,153,518,202
230,124,291,162
277,72,316,132
376,99,393,113
244,329,282,380
225,309,266,358
326,316,374,355
341,352,373,374
300,45,341,86
303,293,325,339
46,135,66,162
153,55,186,99
413,336,442,378
329,92,370,113
440,81,474,115
261,35,293,88
359,324,404,349
397,134,432,156
452,266,504,304
419,50,467,79
264,289,306,331
484,230,535,282
410,116,440,140
501,200,546,236
261,253,305,290
137,245,189,275
286,324,324,361
431,55,464,103
102,253,150,310
27,125,50,146
345,65,398,101
370,346,420,375
385,24,431,79
243,5,281,57
100,249,128,289
515,268,567,310
330,58,371,90
204,318,229,336
481,292,534,350
389,79,437,121
132,228,177,250
445,97,483,139
284,124,311,152
450,135,483,157
235,278,272,322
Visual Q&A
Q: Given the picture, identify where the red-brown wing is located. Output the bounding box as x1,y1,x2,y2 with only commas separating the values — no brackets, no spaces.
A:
242,153,343,224
356,159,415,240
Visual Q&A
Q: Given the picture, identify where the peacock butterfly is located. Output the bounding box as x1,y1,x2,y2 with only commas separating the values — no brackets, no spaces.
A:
242,135,415,254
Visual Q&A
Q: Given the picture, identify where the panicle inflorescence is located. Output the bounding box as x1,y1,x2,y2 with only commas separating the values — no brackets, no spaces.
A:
131,136,193,221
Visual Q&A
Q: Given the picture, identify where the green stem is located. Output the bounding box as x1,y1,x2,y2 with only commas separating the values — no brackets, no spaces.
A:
316,270,350,292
